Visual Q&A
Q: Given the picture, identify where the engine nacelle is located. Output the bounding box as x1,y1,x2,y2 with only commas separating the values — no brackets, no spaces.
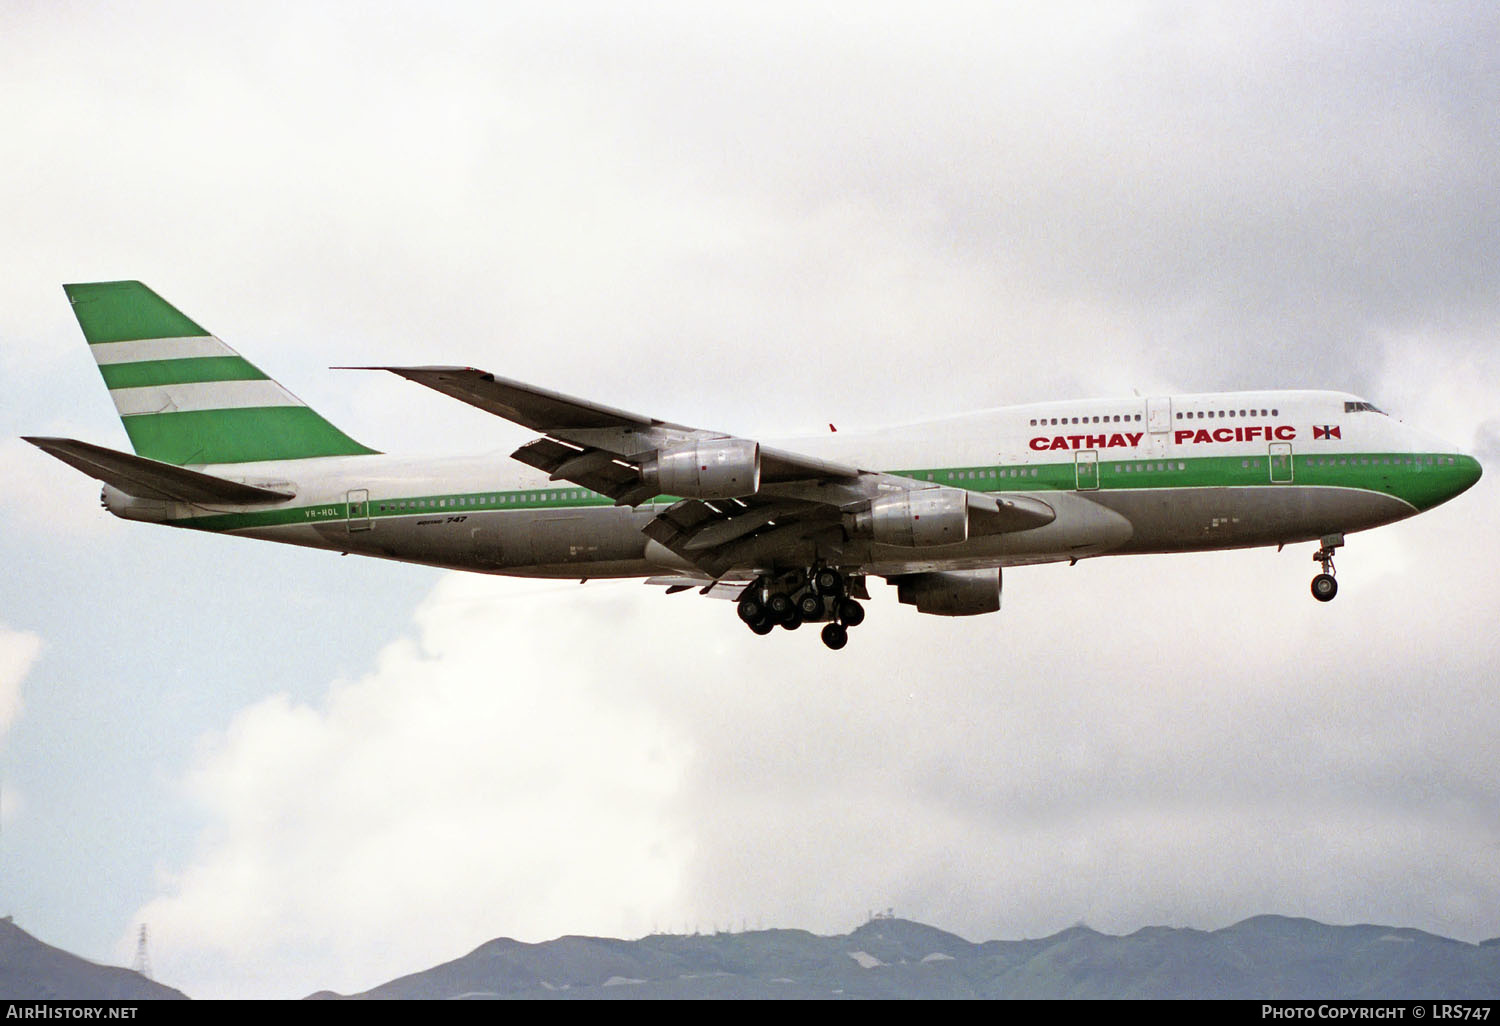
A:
641,438,761,499
101,485,169,523
851,487,969,547
895,568,1001,616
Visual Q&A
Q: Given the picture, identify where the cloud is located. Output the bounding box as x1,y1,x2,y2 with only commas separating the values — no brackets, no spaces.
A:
133,575,697,999
0,624,43,832
10,2,1496,443
0,625,42,742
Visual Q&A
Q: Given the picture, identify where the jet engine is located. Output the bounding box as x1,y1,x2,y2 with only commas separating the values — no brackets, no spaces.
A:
851,487,969,547
641,438,761,499
894,568,1001,616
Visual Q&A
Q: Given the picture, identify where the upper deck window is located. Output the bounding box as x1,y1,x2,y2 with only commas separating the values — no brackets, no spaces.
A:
1344,401,1385,414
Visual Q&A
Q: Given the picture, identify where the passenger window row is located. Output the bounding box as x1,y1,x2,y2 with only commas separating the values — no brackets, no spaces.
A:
1113,462,1186,474
1029,414,1143,425
1306,456,1455,468
1177,408,1275,419
376,489,597,513
939,468,1043,481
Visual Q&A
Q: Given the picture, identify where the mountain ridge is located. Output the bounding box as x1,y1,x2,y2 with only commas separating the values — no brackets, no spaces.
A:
322,913,1500,1000
0,917,187,1000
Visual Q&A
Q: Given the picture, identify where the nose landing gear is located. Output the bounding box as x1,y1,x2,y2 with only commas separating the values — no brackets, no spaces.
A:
1311,534,1342,602
737,566,866,649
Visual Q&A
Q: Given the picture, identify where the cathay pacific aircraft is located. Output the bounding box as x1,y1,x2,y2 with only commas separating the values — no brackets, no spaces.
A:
28,282,1483,650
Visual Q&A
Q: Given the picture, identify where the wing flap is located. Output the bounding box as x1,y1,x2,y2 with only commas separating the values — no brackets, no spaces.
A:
759,445,862,483
644,575,752,601
642,496,842,577
24,436,294,504
510,437,644,501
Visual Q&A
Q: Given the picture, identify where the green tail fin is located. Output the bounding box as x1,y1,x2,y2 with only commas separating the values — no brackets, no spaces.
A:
64,281,378,466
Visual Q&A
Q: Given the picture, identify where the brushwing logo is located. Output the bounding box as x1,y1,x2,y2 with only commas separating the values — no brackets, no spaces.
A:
1313,425,1342,440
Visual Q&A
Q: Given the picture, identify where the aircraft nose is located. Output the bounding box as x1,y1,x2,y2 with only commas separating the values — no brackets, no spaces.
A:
1454,452,1483,495
1407,446,1483,511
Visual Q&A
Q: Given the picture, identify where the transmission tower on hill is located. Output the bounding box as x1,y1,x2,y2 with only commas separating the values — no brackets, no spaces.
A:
132,924,152,979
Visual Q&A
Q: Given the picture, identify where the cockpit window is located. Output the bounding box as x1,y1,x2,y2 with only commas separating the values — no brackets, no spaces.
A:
1344,401,1385,414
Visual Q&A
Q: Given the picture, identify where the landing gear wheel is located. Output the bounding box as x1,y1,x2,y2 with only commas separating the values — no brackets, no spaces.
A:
1311,535,1342,603
781,613,802,631
737,596,765,624
767,592,793,621
749,618,775,635
813,568,843,595
798,593,824,620
838,599,865,628
821,623,848,650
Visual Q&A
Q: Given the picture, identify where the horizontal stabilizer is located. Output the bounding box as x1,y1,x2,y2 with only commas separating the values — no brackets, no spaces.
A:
23,437,294,504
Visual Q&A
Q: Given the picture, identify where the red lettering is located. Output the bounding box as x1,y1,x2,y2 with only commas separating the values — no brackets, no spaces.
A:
1029,437,1049,451
1067,435,1086,448
1245,425,1263,442
1125,432,1143,446
1212,428,1233,442
1175,430,1194,445
1107,433,1126,447
1049,437,1070,450
1274,425,1296,441
1086,434,1107,448
1193,429,1212,444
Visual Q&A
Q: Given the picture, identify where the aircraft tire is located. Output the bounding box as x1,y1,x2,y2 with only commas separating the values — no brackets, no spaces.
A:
839,599,866,627
750,618,775,635
814,568,842,595
798,593,823,620
821,623,848,650
738,596,765,624
781,613,802,631
1311,573,1338,602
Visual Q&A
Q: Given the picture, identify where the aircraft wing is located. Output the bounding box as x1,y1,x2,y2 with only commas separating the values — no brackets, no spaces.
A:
346,366,866,496
360,365,1054,576
349,365,672,434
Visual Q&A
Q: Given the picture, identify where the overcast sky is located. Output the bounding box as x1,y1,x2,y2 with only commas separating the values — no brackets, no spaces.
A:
2,0,1497,1000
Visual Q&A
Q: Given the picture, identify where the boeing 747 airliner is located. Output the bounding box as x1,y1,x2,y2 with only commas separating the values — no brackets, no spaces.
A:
27,282,1482,650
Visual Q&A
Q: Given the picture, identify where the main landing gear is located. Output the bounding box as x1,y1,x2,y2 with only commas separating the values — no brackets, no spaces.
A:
1311,534,1343,602
736,567,866,650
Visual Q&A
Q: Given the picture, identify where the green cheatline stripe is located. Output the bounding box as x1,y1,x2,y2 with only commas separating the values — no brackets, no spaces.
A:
121,406,379,465
64,281,209,344
911,450,1467,510
170,451,1477,532
99,356,269,390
